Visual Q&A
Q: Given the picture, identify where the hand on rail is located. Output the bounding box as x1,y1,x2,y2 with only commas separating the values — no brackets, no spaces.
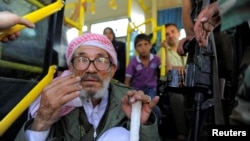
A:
0,11,35,42
193,2,221,47
177,36,194,56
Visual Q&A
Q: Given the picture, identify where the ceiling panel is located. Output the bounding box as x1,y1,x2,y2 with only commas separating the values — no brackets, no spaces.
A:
144,0,182,10
65,0,182,24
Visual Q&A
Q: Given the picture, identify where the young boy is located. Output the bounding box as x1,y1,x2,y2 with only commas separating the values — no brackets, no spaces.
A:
125,33,161,99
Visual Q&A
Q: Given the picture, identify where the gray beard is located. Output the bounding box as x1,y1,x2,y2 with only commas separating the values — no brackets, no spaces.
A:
79,77,111,100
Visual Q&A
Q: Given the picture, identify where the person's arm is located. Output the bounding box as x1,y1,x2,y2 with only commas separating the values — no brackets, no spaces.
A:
31,75,81,131
124,77,131,86
193,1,220,47
14,120,50,141
182,0,194,37
161,41,173,71
0,11,35,42
64,0,86,27
177,0,196,55
70,0,81,21
0,11,34,30
15,72,83,141
124,61,134,86
14,75,82,141
161,41,187,72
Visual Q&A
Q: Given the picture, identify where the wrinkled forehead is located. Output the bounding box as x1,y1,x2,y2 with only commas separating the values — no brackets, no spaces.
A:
73,46,110,58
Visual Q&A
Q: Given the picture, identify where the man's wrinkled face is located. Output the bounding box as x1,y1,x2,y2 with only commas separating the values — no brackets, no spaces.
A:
69,46,116,98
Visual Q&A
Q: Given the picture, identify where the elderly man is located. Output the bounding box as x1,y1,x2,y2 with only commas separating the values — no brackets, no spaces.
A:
14,33,160,141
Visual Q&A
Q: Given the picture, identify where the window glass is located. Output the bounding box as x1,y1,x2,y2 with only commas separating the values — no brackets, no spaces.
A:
179,28,186,40
90,18,129,37
67,25,88,43
0,1,51,79
0,0,57,140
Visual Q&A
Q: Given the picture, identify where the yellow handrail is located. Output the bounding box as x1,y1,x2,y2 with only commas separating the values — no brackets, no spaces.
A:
26,0,85,36
137,0,148,12
0,60,43,73
126,24,132,67
0,65,56,136
150,25,166,76
0,0,64,40
0,0,63,136
127,0,132,18
64,0,86,35
159,25,166,76
127,18,157,45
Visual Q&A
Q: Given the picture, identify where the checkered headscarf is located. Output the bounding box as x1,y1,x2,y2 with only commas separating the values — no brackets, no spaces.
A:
66,33,117,67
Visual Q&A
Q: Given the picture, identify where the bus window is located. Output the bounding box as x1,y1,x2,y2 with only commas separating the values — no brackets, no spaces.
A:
0,0,64,140
90,18,129,37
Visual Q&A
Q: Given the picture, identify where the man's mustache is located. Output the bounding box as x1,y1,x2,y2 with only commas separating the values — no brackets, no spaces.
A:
80,73,102,82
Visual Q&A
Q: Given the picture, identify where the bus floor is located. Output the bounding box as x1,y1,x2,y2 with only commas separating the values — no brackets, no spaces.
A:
157,101,212,141
158,106,182,141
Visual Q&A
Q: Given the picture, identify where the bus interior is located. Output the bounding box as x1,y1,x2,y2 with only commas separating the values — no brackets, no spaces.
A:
0,0,208,141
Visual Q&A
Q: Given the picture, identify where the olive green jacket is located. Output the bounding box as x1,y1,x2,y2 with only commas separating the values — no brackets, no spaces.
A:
15,82,160,141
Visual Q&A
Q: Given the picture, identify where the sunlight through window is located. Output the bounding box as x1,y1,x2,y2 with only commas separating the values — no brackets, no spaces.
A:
90,18,129,37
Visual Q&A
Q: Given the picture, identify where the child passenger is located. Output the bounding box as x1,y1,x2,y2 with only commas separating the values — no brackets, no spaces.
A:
125,33,160,99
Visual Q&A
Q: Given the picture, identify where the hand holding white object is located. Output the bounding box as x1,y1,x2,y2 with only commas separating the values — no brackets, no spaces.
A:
130,101,142,141
121,90,159,125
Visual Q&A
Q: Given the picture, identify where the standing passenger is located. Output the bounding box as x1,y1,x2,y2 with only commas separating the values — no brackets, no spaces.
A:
103,27,126,83
161,23,188,141
193,0,250,125
180,0,235,126
124,33,162,123
125,33,160,99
